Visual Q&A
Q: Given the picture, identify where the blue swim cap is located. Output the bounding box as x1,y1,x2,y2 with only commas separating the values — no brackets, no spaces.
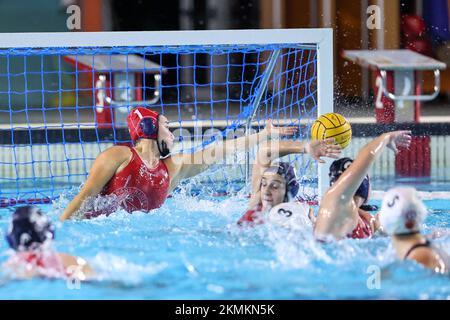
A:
5,205,55,251
355,175,370,203
264,162,299,201
329,158,370,203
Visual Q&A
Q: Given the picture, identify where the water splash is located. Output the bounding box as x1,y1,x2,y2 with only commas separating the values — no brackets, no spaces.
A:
89,252,168,286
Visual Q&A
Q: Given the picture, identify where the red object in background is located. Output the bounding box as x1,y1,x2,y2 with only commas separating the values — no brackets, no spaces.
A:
395,136,431,177
405,38,434,57
396,15,433,178
63,55,149,130
402,15,427,39
401,15,434,57
414,72,421,123
94,75,113,129
374,70,395,123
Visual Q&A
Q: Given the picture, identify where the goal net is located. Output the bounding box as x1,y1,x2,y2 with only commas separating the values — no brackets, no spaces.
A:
0,29,333,206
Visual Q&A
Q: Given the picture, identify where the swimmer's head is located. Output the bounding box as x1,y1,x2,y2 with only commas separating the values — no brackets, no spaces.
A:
128,107,159,141
379,187,428,236
267,202,313,230
5,206,55,251
261,163,299,209
128,107,174,158
329,157,371,204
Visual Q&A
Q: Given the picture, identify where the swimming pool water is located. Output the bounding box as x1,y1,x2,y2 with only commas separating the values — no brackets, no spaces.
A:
0,192,450,300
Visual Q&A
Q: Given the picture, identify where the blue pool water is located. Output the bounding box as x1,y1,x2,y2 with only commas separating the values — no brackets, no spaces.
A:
0,190,450,300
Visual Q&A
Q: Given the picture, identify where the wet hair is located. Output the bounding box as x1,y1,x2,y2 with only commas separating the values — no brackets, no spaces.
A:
263,162,299,201
5,205,55,251
329,157,370,203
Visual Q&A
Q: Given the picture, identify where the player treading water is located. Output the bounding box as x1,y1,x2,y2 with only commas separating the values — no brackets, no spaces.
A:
4,206,94,280
379,186,450,274
314,130,412,240
238,141,341,226
60,107,300,220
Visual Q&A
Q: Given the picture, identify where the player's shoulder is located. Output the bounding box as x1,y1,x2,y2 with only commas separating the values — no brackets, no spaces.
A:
99,145,132,161
407,246,438,267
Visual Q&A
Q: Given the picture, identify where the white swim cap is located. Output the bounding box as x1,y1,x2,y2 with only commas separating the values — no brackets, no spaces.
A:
267,202,312,230
379,187,428,235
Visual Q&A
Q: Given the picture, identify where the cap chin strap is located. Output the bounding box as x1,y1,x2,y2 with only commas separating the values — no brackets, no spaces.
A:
136,138,170,159
157,140,171,159
149,114,171,159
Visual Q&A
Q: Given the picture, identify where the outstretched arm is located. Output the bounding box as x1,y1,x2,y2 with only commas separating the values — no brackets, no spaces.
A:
168,120,298,188
314,131,412,239
326,130,411,204
59,147,129,221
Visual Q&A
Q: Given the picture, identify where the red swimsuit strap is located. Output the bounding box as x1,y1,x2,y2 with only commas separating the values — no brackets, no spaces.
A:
127,146,141,164
22,252,46,267
237,203,264,225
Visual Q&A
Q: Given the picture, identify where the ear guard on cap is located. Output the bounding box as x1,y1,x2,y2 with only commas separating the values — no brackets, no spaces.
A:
140,117,157,137
329,157,353,185
127,107,159,141
329,157,371,203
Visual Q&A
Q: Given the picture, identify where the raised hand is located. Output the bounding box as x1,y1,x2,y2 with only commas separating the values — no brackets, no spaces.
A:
306,138,342,163
263,119,298,138
386,130,412,154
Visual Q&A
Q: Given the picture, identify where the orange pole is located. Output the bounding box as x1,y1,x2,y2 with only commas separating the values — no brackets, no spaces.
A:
81,0,103,31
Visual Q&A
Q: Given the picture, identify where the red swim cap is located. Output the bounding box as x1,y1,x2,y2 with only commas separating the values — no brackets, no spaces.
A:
127,107,159,141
